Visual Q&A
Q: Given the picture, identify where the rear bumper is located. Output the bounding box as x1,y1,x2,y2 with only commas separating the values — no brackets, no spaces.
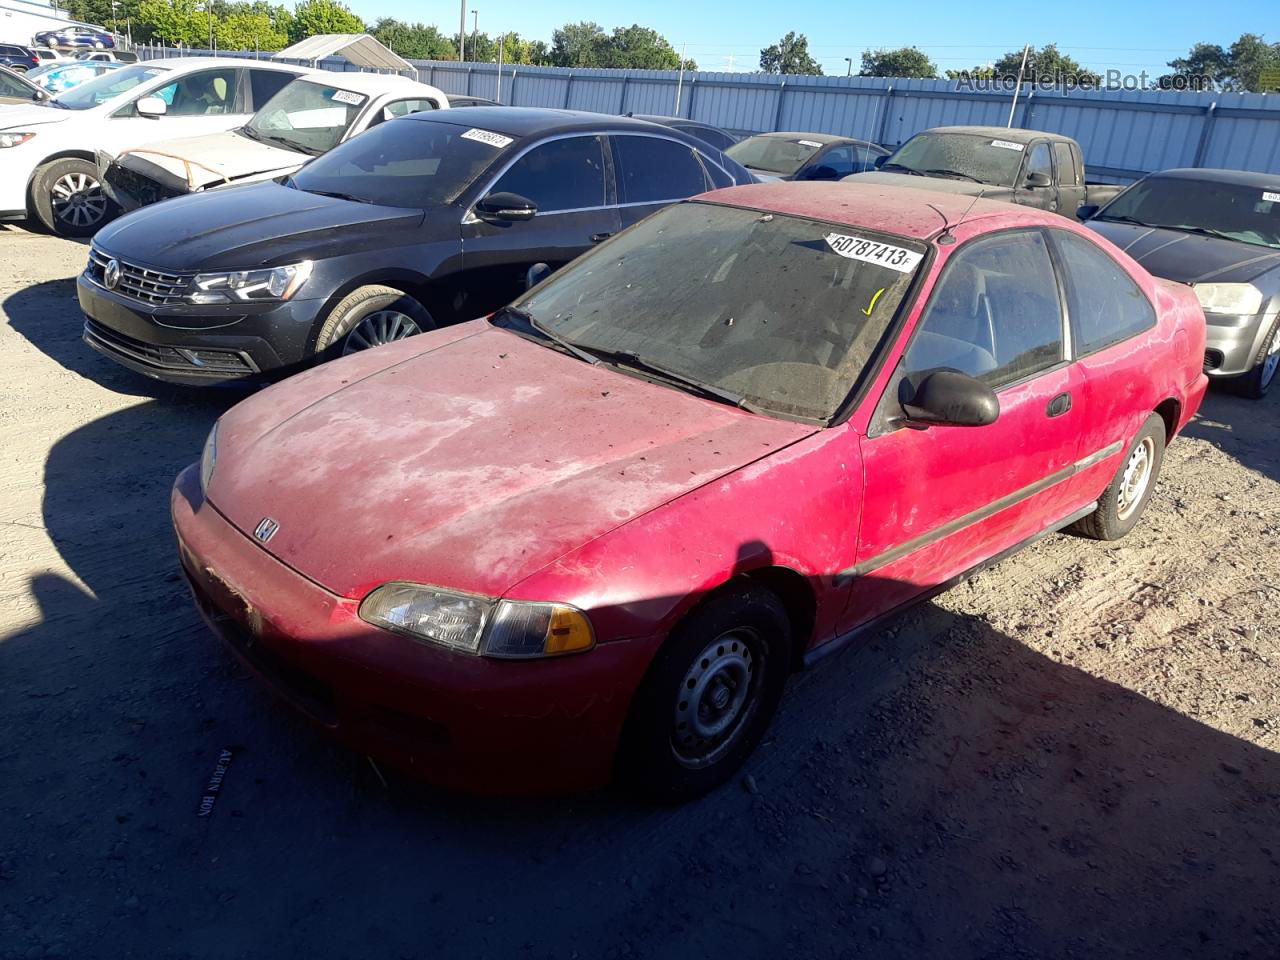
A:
171,465,660,795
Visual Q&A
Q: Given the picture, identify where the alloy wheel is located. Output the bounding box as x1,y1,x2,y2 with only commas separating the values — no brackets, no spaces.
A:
341,310,423,355
50,172,107,229
1261,337,1279,390
671,628,759,768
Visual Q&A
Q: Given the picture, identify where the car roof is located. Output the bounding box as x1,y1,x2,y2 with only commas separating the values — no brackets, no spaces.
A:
919,125,1066,143
134,56,303,72
294,70,442,97
403,106,691,138
1144,167,1280,188
745,131,869,147
701,181,1062,240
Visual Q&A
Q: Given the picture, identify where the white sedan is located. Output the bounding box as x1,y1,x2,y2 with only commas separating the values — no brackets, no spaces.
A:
0,57,307,235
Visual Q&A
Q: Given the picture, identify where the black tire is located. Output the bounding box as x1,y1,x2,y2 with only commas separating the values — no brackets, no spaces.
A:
1226,319,1279,400
619,582,792,802
32,157,116,237
1070,413,1166,541
312,285,436,362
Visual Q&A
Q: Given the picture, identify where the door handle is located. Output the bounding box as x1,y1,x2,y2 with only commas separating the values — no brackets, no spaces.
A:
1046,392,1072,418
590,232,613,243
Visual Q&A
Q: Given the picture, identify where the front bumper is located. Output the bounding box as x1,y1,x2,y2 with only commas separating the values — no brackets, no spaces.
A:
78,271,323,385
99,152,191,213
1203,309,1279,378
171,465,660,795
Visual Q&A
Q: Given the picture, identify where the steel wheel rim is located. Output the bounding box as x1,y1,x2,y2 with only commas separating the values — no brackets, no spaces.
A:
50,171,107,228
1117,436,1155,521
341,310,422,355
671,628,759,769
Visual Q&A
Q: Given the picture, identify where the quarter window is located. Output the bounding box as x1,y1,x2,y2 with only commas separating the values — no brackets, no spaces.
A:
1051,230,1156,355
613,135,707,204
904,230,1064,389
491,136,606,213
248,69,293,109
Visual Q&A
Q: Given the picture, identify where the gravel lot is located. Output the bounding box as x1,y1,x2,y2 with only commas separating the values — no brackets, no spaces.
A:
1,225,1278,960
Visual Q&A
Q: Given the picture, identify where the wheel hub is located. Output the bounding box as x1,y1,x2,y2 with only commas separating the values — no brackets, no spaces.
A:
671,630,758,767
341,310,423,355
51,172,106,228
1117,437,1154,520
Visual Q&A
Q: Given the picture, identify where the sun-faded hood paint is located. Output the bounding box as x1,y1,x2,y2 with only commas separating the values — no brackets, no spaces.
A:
207,321,815,600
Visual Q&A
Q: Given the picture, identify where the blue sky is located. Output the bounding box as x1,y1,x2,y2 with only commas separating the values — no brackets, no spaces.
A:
345,0,1270,77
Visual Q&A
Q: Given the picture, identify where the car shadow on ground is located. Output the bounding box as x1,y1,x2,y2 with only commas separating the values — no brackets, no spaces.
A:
0,395,1277,959
1182,386,1280,486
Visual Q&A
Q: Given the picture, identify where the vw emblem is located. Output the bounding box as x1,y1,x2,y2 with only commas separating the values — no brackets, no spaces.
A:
253,517,280,543
103,258,121,290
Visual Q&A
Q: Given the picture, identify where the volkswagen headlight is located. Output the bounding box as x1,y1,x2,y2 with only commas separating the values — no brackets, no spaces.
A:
188,261,312,305
359,584,595,658
1193,282,1264,316
199,421,218,493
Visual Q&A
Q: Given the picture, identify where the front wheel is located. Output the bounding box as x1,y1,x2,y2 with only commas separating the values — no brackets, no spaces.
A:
1070,413,1166,541
32,158,115,237
1228,320,1279,400
619,583,792,802
312,285,436,362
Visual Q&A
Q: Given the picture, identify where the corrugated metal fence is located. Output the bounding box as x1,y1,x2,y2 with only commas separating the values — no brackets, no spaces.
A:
142,46,1280,184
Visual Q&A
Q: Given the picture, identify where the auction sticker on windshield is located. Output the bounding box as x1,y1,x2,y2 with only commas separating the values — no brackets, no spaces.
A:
798,139,822,148
1264,191,1280,203
824,233,923,273
989,139,1025,151
331,90,365,105
461,128,514,148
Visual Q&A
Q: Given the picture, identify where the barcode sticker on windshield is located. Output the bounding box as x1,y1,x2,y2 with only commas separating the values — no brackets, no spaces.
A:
824,234,922,273
989,139,1025,151
331,90,365,105
798,139,822,148
461,128,514,148
1264,191,1280,203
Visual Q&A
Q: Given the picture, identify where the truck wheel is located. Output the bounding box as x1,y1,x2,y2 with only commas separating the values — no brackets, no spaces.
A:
1228,320,1279,400
1070,413,1166,541
619,582,792,802
32,158,115,237
312,285,435,361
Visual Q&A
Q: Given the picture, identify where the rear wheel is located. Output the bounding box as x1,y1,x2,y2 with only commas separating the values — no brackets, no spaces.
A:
1228,319,1279,400
1070,413,1165,541
619,583,792,802
32,158,115,237
312,285,436,361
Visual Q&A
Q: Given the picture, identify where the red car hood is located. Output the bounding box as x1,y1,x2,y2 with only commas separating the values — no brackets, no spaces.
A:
209,322,814,599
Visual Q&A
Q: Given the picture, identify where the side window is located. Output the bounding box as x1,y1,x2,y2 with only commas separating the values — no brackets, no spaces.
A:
490,136,606,213
685,125,735,151
248,69,294,110
904,231,1064,389
1053,142,1079,186
385,97,440,118
147,68,238,117
852,146,884,173
818,146,855,177
1024,142,1052,181
697,153,734,189
1052,230,1156,355
613,135,707,204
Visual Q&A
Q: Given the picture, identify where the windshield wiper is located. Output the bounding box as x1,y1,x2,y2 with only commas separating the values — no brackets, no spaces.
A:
491,305,603,366
303,188,375,204
880,162,924,176
586,348,768,413
924,167,984,183
1096,213,1155,227
240,125,323,156
1163,225,1243,243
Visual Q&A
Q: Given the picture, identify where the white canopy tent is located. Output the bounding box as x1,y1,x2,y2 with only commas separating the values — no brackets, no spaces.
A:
272,34,414,73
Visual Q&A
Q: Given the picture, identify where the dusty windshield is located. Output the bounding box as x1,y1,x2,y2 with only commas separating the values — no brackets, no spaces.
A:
887,133,1025,185
515,202,926,422
246,79,365,156
726,136,823,175
1098,177,1280,249
53,64,167,110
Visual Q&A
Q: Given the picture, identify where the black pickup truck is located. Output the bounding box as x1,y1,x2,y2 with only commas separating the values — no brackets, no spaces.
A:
845,125,1122,219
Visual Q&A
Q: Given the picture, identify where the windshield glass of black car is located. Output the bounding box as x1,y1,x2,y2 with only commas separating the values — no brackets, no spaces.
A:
289,118,513,207
513,202,926,422
1101,178,1280,249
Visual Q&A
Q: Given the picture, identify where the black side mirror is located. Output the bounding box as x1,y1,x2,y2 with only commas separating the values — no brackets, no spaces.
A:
1076,203,1099,221
476,191,537,223
525,262,551,290
801,164,838,181
1025,171,1051,189
873,154,888,169
901,369,1000,428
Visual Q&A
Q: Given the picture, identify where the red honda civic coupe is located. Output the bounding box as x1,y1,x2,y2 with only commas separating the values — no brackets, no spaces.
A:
172,182,1207,800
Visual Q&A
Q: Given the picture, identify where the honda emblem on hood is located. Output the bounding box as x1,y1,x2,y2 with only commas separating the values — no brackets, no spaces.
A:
253,517,280,543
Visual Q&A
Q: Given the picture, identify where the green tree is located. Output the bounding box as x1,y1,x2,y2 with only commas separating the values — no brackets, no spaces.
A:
1226,33,1280,92
370,17,456,60
135,0,206,46
493,32,552,66
759,32,822,75
597,24,689,70
549,21,606,67
1167,42,1231,87
217,10,288,51
859,47,936,78
990,44,1101,84
288,0,364,43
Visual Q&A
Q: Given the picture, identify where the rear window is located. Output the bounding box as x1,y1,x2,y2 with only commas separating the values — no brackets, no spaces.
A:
726,136,822,176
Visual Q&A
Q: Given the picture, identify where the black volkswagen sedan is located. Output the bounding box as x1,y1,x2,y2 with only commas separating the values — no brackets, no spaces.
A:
77,107,752,384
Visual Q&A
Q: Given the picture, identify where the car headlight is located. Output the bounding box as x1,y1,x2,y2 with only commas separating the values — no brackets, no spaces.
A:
359,584,595,658
1193,282,1264,315
188,261,312,305
0,132,35,149
199,421,218,493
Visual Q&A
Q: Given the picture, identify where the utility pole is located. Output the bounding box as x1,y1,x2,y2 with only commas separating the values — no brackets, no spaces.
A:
496,32,504,102
674,42,687,115
471,9,479,56
458,0,466,62
1007,44,1031,127
845,57,852,76
207,0,213,51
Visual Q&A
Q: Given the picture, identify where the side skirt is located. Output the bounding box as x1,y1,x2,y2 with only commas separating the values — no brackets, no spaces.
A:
802,501,1098,668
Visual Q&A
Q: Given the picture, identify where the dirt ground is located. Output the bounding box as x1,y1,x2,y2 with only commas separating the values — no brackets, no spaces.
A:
0,224,1277,960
